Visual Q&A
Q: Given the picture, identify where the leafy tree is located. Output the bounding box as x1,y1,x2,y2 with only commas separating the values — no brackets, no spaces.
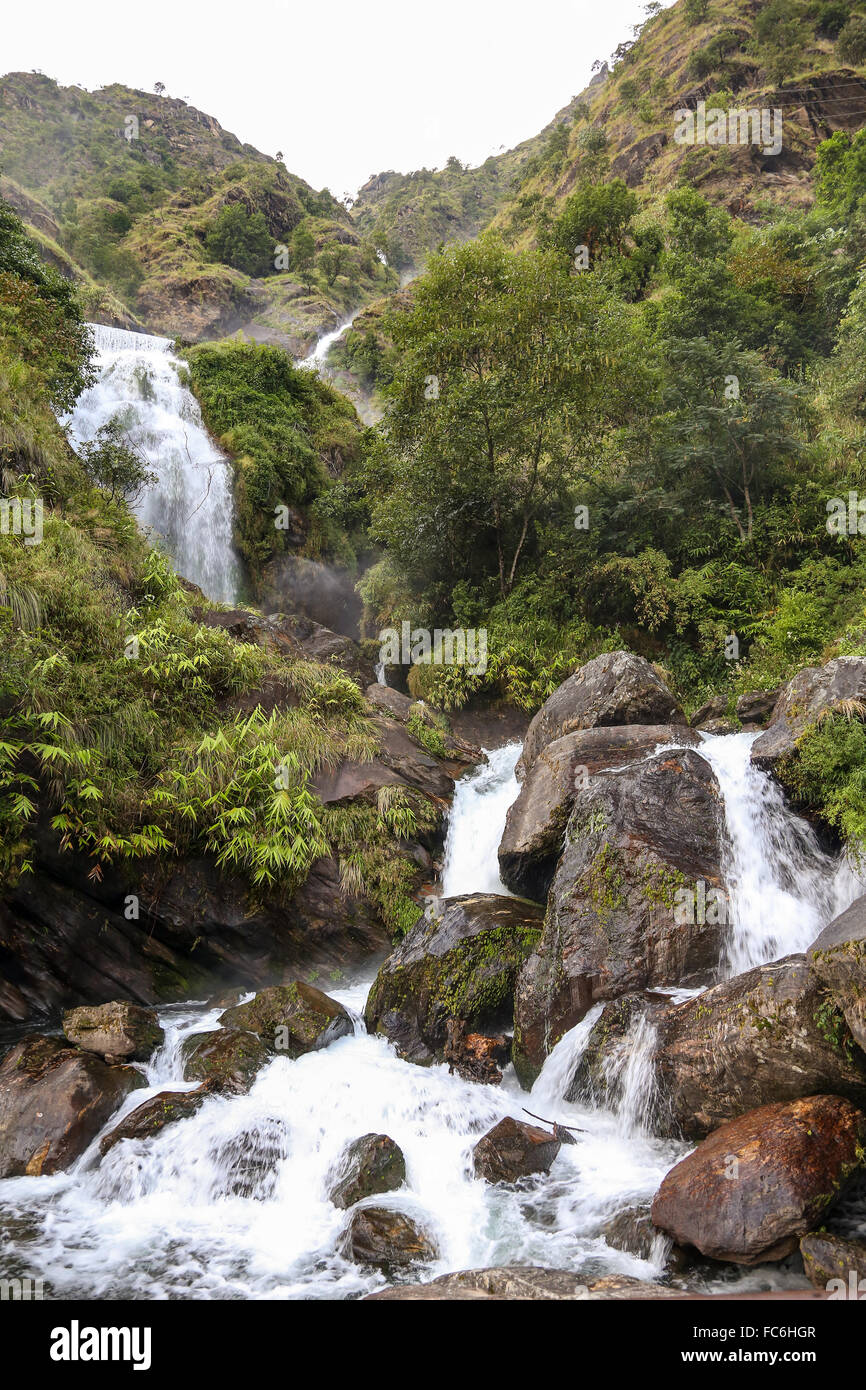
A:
319,243,347,287
78,417,157,502
204,203,273,276
291,226,316,288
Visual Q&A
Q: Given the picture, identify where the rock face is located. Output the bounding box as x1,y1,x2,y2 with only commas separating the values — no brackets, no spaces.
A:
220,982,353,1056
180,1028,269,1094
0,1035,145,1177
736,689,779,726
653,955,866,1139
518,652,686,779
62,1001,164,1062
499,725,698,901
328,1134,407,1209
751,657,866,773
651,1096,866,1265
799,1231,866,1289
99,1088,208,1155
808,894,866,1055
340,1207,436,1269
364,895,543,1065
472,1116,561,1184
512,747,723,1086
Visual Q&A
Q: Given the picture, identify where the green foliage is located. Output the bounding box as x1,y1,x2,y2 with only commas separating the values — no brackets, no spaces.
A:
783,713,866,851
78,417,157,502
204,203,274,276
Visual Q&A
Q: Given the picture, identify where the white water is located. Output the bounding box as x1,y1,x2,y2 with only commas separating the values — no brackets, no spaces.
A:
440,742,521,896
64,324,242,603
298,313,360,373
1,729,859,1299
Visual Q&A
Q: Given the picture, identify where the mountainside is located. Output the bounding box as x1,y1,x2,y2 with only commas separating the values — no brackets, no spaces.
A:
0,73,396,349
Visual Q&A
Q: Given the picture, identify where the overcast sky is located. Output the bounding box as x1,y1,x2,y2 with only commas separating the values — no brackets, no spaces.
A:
3,0,665,198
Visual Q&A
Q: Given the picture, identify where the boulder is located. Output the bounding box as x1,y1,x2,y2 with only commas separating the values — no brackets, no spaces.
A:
472,1116,561,1184
180,1028,269,1094
565,993,659,1116
799,1231,866,1290
518,652,686,778
99,1087,208,1155
0,1035,145,1177
499,725,698,901
513,747,723,1087
365,1268,688,1300
62,1000,164,1062
340,1207,437,1269
808,894,866,1054
328,1134,407,1208
651,1096,866,1264
653,955,866,1139
736,689,779,726
364,894,543,1064
751,657,866,774
220,982,353,1056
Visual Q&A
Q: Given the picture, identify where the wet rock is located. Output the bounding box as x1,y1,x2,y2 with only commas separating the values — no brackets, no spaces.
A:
799,1231,866,1290
751,657,866,775
62,1001,164,1062
99,1087,208,1155
690,696,727,728
364,894,543,1064
565,993,660,1114
443,1019,510,1085
808,893,866,1054
365,1267,689,1300
518,651,686,778
472,1116,561,1184
210,1117,287,1199
498,725,698,902
220,982,353,1056
329,1133,406,1208
180,1027,269,1094
0,1035,145,1177
736,689,779,726
653,955,866,1139
651,1096,866,1264
513,748,723,1087
340,1206,437,1269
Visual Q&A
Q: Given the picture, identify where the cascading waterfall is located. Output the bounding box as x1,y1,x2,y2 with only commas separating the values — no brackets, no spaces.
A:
0,728,858,1298
298,313,360,373
64,324,243,603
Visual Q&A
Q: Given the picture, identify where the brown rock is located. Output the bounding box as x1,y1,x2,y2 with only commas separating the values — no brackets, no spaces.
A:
340,1207,437,1268
651,1096,866,1264
99,1087,208,1155
472,1116,561,1184
62,1000,164,1062
220,982,353,1056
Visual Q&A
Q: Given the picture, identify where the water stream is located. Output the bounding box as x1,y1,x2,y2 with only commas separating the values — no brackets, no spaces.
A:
0,731,860,1298
64,325,243,603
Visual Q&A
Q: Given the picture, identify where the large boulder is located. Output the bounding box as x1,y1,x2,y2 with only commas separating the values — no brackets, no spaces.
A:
751,657,866,774
365,1268,688,1300
808,894,866,1054
513,747,723,1087
651,1096,866,1264
220,982,353,1056
0,1035,145,1177
518,652,686,779
364,894,543,1065
653,955,866,1139
328,1134,406,1209
62,1000,164,1062
499,725,698,901
472,1116,561,1184
180,1028,270,1094
339,1207,437,1269
99,1087,208,1155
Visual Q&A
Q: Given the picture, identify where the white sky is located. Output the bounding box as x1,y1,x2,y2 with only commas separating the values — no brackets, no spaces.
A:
2,0,663,199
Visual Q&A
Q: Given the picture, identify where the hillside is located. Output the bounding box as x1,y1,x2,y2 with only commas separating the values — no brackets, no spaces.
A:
0,72,397,349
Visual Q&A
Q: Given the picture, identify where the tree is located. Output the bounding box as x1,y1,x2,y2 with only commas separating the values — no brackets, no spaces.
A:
204,204,273,276
319,244,347,287
78,417,157,503
291,226,316,289
550,178,639,261
367,236,641,601
154,82,165,96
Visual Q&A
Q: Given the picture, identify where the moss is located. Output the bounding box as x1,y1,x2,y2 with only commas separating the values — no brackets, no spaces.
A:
579,841,628,923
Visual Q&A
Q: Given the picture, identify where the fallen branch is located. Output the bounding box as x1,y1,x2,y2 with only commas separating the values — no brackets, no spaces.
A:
522,1109,585,1144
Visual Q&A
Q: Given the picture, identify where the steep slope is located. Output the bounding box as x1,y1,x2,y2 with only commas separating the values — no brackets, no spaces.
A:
0,72,397,349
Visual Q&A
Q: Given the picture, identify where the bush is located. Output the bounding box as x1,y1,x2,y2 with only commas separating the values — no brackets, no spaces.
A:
204,203,274,276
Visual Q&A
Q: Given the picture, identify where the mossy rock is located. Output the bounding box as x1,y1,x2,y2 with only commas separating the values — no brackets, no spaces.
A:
364,894,543,1065
180,1028,269,1094
329,1133,406,1208
220,982,353,1057
99,1087,208,1155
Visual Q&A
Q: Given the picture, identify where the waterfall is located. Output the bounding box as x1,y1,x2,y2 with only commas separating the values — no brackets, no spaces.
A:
2,726,855,1299
298,313,360,373
696,732,864,973
440,742,521,896
64,324,243,603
